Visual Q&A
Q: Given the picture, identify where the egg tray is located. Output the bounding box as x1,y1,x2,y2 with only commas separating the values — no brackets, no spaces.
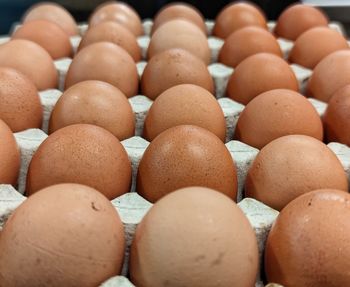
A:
0,19,349,287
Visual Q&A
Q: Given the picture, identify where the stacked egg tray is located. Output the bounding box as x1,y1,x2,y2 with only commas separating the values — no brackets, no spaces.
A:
0,19,349,287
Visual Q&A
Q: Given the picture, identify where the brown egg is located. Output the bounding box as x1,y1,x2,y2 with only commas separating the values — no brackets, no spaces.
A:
0,120,20,185
0,67,42,132
22,2,78,36
275,4,329,41
65,42,138,98
137,125,237,203
235,89,323,149
0,183,125,286
245,135,348,211
26,124,132,200
151,3,206,35
143,84,226,141
89,2,143,37
306,50,350,102
227,53,298,105
148,19,210,65
265,189,350,286
213,2,267,39
141,48,214,100
219,26,282,68
49,80,135,140
0,39,57,91
78,21,141,62
130,187,258,287
289,27,349,69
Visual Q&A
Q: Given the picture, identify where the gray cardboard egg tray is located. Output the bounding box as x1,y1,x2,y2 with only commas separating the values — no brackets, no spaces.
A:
0,19,349,287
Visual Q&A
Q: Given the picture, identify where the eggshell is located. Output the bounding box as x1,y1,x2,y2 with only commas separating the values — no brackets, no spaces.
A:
0,39,58,90
245,135,348,211
22,2,78,36
227,53,298,105
137,125,237,203
130,187,258,287
141,48,214,100
289,27,349,69
26,124,132,200
49,80,135,140
148,19,210,65
0,67,42,132
78,21,141,62
0,183,125,286
275,4,329,41
265,189,350,286
65,42,138,98
213,2,267,39
219,26,282,68
235,89,323,149
143,84,226,141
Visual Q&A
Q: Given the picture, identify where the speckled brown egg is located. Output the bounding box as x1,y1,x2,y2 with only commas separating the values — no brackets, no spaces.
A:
65,42,138,98
235,89,323,149
275,4,328,41
49,80,135,140
22,2,78,36
26,124,131,200
289,27,349,69
143,84,226,141
0,183,125,287
245,135,348,211
78,21,141,62
137,125,237,203
130,187,258,287
227,53,298,105
141,48,214,100
265,189,350,286
0,120,20,185
213,2,267,39
0,39,57,91
0,67,42,132
219,26,282,68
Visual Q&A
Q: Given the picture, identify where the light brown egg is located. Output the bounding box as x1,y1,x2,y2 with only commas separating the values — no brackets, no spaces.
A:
0,39,57,91
265,189,350,286
22,2,78,36
65,42,138,98
26,124,132,200
227,53,298,105
89,2,143,36
0,67,42,132
219,26,282,68
0,120,20,185
235,89,323,149
78,21,141,62
137,125,237,203
49,80,134,140
0,183,125,286
213,2,267,39
289,27,349,69
245,135,348,211
143,84,226,141
141,48,214,100
306,50,350,102
274,4,329,41
130,187,258,287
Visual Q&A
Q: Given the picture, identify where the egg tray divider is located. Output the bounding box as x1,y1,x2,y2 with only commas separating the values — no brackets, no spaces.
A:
0,19,349,287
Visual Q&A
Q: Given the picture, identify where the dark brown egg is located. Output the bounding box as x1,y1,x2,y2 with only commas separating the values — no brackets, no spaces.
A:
245,135,348,211
26,124,132,200
65,42,138,98
141,48,214,100
227,53,298,105
0,183,125,286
